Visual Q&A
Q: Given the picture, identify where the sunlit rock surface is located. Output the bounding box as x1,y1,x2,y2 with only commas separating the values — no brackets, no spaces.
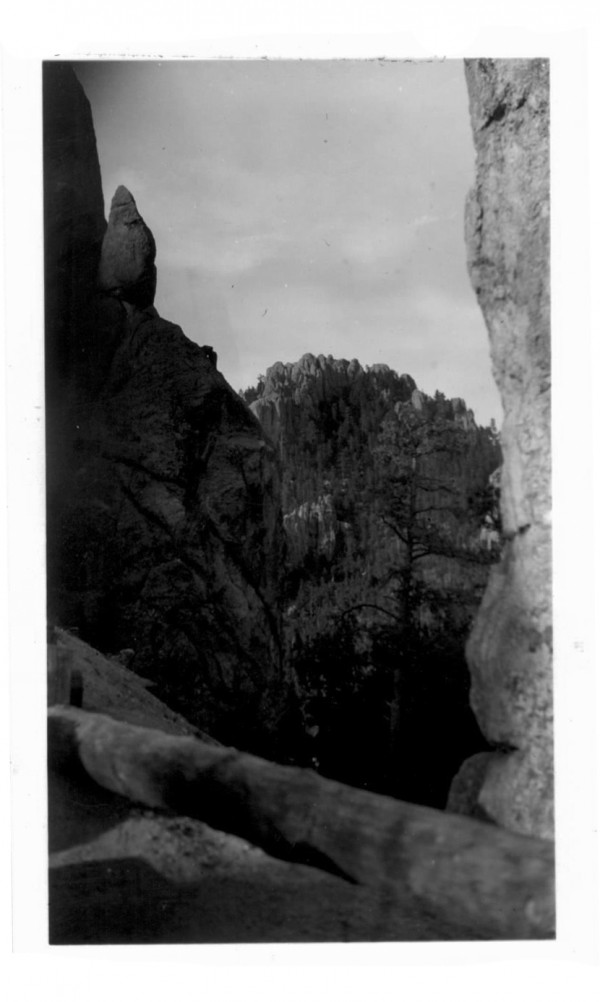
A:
463,58,552,838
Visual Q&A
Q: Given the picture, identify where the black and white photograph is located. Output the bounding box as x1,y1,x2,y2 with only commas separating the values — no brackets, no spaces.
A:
3,7,599,991
41,54,555,946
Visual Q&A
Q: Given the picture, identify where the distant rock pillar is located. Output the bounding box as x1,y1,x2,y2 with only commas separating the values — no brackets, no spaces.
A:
461,59,552,838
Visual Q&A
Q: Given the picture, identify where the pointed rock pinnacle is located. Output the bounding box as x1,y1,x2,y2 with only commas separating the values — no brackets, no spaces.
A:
97,186,157,308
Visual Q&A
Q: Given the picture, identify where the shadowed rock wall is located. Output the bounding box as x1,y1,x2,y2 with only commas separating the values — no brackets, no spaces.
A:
44,64,293,757
461,59,552,837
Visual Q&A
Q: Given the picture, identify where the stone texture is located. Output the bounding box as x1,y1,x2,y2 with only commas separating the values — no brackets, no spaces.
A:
250,353,416,451
284,494,342,561
97,185,157,307
44,64,293,759
446,751,498,823
462,59,552,837
52,305,291,754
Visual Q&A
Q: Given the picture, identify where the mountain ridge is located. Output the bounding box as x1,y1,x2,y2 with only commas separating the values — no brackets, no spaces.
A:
245,352,480,450
243,350,501,804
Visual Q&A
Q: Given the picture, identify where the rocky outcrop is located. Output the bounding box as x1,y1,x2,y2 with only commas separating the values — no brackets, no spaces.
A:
449,397,477,433
50,703,555,940
247,353,499,524
284,494,347,561
247,354,500,611
246,353,500,805
250,353,416,451
249,353,359,448
462,59,552,837
97,186,157,307
44,64,292,756
446,752,497,824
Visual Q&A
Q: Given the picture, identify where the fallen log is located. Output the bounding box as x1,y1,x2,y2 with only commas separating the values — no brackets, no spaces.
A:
48,705,555,939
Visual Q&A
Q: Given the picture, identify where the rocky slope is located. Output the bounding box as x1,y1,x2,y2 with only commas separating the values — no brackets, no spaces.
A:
44,63,293,756
48,633,488,944
463,58,552,837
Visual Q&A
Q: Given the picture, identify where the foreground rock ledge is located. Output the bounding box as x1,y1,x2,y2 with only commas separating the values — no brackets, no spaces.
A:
48,705,555,940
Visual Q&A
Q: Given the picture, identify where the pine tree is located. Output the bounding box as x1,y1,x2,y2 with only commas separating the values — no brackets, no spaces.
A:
371,404,495,787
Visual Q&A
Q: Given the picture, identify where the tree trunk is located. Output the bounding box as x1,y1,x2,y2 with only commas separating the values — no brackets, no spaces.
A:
387,560,414,787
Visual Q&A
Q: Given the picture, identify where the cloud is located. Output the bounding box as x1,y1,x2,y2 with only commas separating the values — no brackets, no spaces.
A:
77,58,500,425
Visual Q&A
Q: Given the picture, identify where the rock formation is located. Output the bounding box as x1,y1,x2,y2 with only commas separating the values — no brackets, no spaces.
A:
462,59,552,837
284,494,343,562
246,354,500,805
97,185,157,307
43,62,116,397
249,353,418,455
44,64,293,757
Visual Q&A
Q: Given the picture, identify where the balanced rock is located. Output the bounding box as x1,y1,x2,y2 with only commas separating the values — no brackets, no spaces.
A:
44,66,293,759
97,185,157,307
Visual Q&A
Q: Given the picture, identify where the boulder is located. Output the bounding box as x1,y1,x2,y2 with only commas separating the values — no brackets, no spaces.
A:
97,185,157,307
446,751,497,823
462,59,552,837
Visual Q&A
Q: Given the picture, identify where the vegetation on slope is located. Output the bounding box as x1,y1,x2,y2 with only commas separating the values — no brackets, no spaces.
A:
243,356,501,806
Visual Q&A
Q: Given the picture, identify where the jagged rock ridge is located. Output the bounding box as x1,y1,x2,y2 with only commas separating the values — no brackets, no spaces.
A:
244,353,501,804
249,352,477,457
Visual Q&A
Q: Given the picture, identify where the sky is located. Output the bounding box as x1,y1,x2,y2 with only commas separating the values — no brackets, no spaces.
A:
74,59,502,426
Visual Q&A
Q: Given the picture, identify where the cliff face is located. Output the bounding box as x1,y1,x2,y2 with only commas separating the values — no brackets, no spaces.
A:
248,353,497,553
44,64,291,755
250,354,420,456
246,354,500,804
247,353,500,637
463,59,552,837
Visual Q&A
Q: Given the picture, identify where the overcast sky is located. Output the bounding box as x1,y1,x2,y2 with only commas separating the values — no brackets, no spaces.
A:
74,59,502,426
